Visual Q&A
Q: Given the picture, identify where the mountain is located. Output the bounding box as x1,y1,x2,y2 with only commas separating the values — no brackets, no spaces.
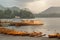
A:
40,7,60,14
0,5,6,10
0,5,20,11
35,7,60,17
10,6,20,12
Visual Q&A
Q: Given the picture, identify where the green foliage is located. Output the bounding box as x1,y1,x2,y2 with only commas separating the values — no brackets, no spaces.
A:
0,6,35,19
19,9,35,18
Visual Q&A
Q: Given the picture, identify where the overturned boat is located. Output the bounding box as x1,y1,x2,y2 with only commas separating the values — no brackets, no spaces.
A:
0,27,44,37
0,19,44,26
56,33,60,38
48,33,60,38
10,19,44,26
48,34,57,38
0,27,30,36
29,32,46,37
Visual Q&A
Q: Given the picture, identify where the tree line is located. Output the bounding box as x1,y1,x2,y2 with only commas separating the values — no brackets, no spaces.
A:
0,7,35,19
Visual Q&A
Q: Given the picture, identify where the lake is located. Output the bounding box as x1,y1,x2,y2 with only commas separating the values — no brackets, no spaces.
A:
0,18,60,40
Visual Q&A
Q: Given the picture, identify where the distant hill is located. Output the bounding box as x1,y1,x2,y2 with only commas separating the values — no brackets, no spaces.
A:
35,7,60,17
10,6,20,12
0,5,6,10
0,5,20,11
0,5,35,19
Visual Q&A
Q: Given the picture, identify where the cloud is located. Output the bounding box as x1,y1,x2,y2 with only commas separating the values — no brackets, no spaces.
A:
15,0,39,3
0,0,51,13
0,0,17,7
0,0,39,8
25,0,50,13
15,0,40,8
47,0,60,6
25,0,60,13
0,0,60,13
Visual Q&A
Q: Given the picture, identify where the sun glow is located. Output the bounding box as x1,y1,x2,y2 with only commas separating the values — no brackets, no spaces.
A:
26,0,50,13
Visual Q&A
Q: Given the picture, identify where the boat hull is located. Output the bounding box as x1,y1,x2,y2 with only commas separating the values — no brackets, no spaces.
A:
10,21,43,26
0,27,43,37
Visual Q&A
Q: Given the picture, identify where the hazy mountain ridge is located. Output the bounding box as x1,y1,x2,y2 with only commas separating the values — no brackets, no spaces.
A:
35,7,60,17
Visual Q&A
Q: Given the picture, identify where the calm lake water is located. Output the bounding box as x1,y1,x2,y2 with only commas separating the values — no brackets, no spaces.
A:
0,18,60,40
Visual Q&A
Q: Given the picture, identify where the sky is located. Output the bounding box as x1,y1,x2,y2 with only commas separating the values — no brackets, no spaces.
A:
0,0,60,13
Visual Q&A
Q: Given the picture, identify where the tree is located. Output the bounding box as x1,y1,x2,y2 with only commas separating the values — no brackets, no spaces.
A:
4,8,12,18
0,6,35,19
19,9,35,18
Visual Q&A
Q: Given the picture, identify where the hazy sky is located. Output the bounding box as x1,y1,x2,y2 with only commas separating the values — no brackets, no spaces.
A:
0,0,60,13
